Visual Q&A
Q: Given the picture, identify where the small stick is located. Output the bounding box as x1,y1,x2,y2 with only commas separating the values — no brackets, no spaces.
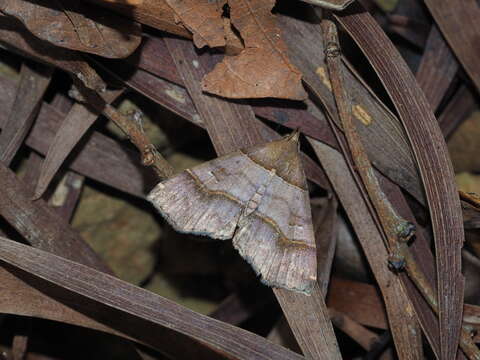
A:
102,104,174,179
321,16,480,360
71,81,175,180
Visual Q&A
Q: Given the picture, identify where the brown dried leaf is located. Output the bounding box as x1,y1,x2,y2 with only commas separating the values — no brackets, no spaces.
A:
202,0,307,100
0,15,106,92
224,17,244,55
0,0,141,58
166,0,226,48
82,0,191,38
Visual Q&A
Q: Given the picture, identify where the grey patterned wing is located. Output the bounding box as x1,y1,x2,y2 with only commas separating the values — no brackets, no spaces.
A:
147,152,266,239
233,176,317,294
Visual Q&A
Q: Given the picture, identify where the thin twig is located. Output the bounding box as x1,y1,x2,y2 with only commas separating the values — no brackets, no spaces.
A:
71,80,175,180
321,16,480,360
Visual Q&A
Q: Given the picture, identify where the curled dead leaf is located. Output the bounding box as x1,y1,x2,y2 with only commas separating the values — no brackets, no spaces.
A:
0,0,142,58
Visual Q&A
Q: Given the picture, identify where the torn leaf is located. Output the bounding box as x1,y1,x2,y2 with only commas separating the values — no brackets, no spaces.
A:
223,17,244,55
201,0,307,100
166,0,226,48
148,133,316,294
0,0,141,58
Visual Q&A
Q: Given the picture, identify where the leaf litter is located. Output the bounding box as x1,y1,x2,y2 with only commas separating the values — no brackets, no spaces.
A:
0,0,480,359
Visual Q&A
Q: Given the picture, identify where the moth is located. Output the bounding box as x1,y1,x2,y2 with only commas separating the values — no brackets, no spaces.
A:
148,133,317,294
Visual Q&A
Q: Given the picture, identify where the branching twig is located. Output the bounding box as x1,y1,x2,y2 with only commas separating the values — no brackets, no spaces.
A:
321,16,480,360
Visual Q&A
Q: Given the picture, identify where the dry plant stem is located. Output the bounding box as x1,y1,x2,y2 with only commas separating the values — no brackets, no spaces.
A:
78,88,174,180
102,104,174,179
322,17,480,360
322,18,411,256
319,19,422,359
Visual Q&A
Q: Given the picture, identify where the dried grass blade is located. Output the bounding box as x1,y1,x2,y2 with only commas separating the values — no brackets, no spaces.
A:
0,237,303,360
0,62,52,165
336,6,465,359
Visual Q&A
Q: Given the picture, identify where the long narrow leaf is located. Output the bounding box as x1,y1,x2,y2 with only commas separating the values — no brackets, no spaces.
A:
0,237,302,360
